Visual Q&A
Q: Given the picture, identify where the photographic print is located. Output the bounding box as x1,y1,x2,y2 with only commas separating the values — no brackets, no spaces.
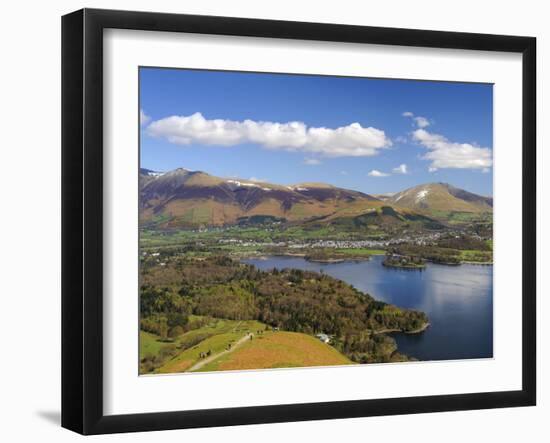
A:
138,68,493,375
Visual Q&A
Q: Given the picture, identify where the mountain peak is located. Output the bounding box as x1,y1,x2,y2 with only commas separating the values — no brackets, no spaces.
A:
388,182,492,212
164,167,193,175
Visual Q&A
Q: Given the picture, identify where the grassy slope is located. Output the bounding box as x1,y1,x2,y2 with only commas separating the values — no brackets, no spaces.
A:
197,331,352,372
159,198,380,227
155,319,265,374
140,330,172,356
140,317,247,369
144,317,352,374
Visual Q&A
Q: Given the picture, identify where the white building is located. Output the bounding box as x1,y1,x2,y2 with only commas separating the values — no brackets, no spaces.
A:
316,333,330,344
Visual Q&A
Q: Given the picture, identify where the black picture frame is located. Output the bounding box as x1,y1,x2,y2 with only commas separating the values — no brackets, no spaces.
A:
61,8,536,435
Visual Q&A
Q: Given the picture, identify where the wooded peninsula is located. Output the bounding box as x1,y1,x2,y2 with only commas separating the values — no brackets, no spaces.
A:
140,254,429,373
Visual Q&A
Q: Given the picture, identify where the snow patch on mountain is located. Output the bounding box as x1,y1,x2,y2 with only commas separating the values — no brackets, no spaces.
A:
227,179,271,191
415,189,430,203
142,169,165,177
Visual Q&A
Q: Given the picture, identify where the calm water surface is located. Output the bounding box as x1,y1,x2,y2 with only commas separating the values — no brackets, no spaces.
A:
243,255,493,361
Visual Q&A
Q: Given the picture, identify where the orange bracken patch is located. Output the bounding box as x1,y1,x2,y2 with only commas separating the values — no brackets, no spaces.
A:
160,359,193,373
216,332,351,371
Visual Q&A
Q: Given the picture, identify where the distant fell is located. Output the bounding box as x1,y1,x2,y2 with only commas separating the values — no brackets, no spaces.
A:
387,182,492,213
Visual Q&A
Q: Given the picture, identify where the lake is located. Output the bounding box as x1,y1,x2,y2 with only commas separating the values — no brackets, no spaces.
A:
243,255,493,362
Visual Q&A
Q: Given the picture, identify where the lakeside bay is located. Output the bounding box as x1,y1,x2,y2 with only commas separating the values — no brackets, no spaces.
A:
244,255,493,362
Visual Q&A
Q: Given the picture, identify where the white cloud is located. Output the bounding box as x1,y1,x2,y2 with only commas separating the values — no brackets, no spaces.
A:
392,163,408,174
340,170,348,175
413,116,430,128
140,109,151,126
368,164,407,177
146,112,392,157
304,158,321,166
368,169,390,177
412,128,493,170
403,111,430,128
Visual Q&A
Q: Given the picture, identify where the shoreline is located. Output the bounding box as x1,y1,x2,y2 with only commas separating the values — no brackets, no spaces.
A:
241,253,493,267
306,258,345,264
460,260,493,265
405,322,431,334
242,252,374,264
306,255,373,264
383,264,426,270
374,322,431,335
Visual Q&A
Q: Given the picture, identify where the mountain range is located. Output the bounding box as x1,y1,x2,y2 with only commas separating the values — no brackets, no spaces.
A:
140,167,492,229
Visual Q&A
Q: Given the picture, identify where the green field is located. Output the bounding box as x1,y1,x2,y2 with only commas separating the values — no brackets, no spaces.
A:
430,210,493,225
139,222,389,251
457,249,493,263
140,330,173,356
333,248,386,257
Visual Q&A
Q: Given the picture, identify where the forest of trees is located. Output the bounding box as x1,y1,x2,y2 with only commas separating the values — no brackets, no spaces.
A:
436,233,491,251
383,253,426,269
387,233,492,265
140,255,428,363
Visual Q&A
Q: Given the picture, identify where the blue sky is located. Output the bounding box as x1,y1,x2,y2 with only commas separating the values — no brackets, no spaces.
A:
140,67,493,196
